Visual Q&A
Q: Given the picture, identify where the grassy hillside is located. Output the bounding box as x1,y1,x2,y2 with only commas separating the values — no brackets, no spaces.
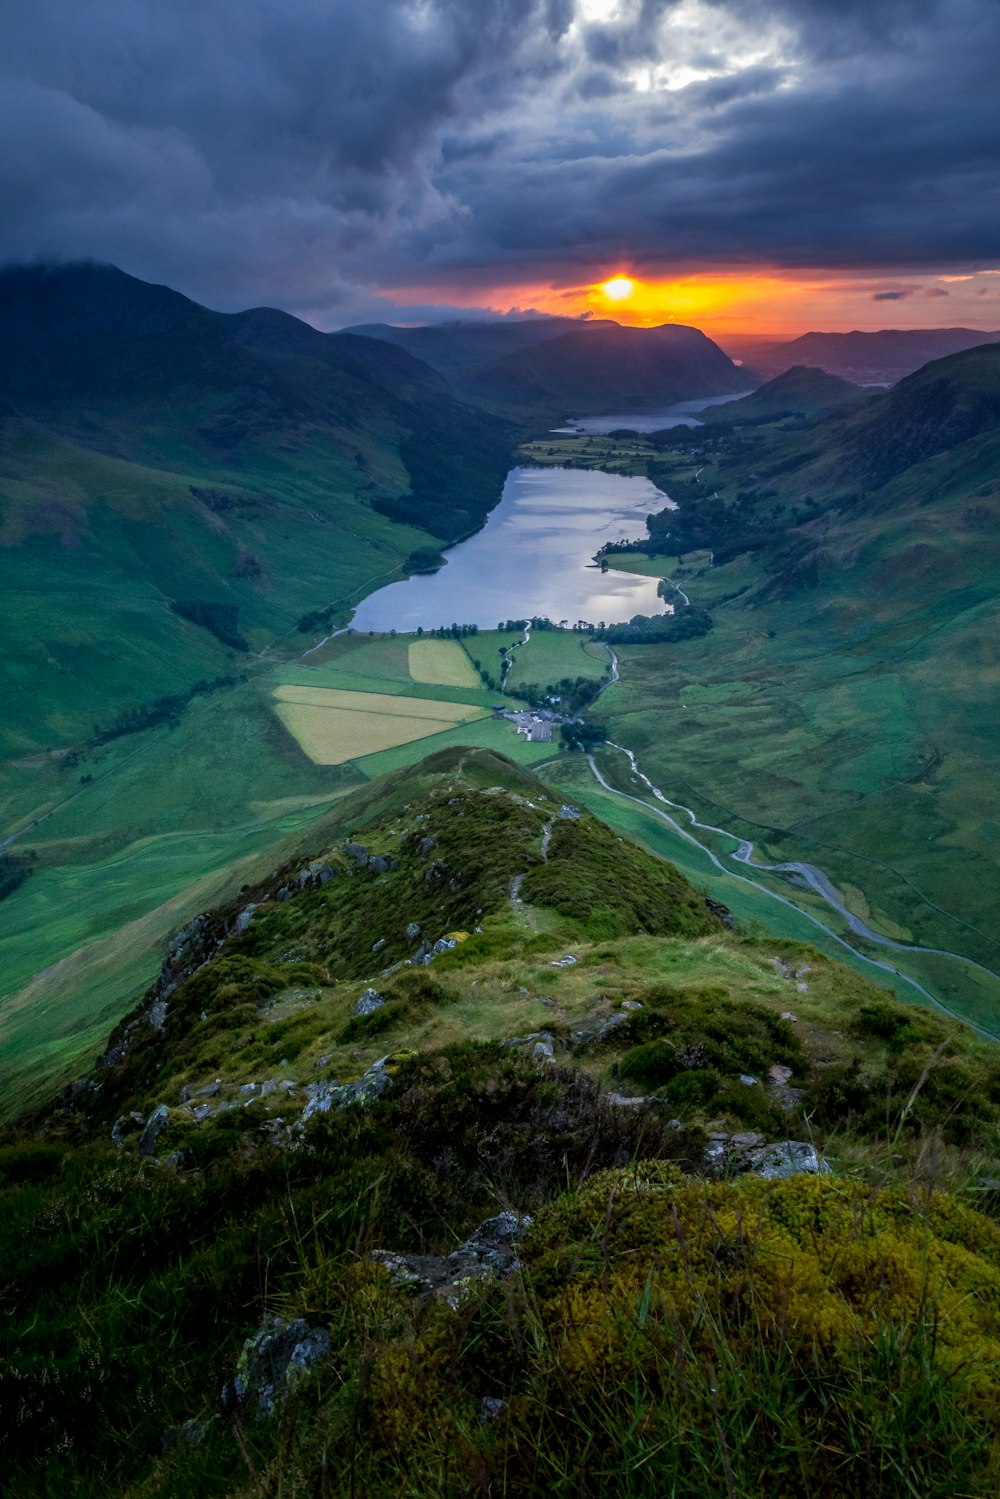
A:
5,748,1000,1498
0,265,523,1104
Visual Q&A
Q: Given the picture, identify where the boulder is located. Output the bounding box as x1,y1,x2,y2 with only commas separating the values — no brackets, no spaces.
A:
221,1317,331,1419
354,988,385,1017
138,1104,171,1157
371,1211,532,1308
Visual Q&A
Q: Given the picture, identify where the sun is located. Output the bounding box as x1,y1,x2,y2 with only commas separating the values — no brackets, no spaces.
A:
602,276,634,301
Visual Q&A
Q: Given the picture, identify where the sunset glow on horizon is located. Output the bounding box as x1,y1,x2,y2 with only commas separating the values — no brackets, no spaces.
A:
376,266,1000,337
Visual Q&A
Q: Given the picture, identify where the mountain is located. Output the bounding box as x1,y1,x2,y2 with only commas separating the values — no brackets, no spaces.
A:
700,364,870,426
343,315,618,371
821,339,1000,489
721,326,1000,385
462,321,753,416
349,316,752,417
0,263,517,756
6,745,1000,1498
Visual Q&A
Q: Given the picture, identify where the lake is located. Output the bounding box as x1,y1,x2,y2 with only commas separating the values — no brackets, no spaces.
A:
349,466,672,633
551,393,741,435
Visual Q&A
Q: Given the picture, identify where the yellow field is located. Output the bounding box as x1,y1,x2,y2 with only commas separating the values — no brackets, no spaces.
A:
273,684,483,721
408,639,480,689
273,684,487,765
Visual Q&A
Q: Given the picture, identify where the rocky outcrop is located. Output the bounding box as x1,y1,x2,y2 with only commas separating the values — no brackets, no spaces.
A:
221,1317,331,1419
300,1058,395,1122
370,1211,532,1307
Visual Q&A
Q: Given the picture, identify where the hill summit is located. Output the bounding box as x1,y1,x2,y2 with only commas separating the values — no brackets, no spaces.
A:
6,747,1000,1497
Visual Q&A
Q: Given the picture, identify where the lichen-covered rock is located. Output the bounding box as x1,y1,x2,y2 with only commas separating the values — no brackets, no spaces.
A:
354,988,385,1017
745,1139,829,1180
300,1057,394,1123
221,1317,331,1419
371,1211,532,1307
701,1132,828,1179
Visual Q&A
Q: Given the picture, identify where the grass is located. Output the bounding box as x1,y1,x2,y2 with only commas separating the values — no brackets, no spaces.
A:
272,685,486,721
7,746,1000,1497
503,628,610,696
519,432,656,476
350,715,559,779
408,638,481,688
567,426,1000,1034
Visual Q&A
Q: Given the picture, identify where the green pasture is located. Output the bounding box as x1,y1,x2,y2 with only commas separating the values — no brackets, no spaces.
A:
273,634,500,710
599,551,676,578
518,433,653,476
351,715,560,781
503,628,610,695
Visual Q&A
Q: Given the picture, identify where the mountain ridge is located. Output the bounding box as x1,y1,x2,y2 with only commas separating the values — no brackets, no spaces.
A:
7,746,1000,1497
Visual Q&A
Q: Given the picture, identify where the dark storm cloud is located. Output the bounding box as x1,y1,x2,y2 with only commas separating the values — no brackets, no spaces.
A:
873,290,913,301
1,0,998,322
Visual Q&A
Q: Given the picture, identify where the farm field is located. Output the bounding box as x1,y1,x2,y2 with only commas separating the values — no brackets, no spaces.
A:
503,629,611,695
518,433,653,476
351,712,560,780
408,638,481,687
272,683,488,765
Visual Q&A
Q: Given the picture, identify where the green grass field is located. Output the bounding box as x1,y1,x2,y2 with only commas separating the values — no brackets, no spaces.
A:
6,377,1000,1107
503,628,610,696
408,637,481,687
518,433,654,476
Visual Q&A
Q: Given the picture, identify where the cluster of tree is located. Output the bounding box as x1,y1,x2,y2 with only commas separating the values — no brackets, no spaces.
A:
594,606,714,645
415,622,479,638
0,852,34,904
515,674,610,716
297,602,338,634
88,675,239,749
375,410,513,541
559,720,608,750
470,658,500,691
170,599,248,651
402,547,445,575
644,497,777,567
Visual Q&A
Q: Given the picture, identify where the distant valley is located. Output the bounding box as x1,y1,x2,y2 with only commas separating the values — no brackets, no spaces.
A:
2,263,1000,1112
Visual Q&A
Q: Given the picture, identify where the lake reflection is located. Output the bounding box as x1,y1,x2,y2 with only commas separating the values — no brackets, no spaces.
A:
350,467,671,633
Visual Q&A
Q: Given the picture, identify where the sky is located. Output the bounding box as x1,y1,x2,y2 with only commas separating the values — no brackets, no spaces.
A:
2,0,999,334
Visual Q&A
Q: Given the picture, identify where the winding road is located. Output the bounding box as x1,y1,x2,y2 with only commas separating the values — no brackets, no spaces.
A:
586,739,1000,1040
